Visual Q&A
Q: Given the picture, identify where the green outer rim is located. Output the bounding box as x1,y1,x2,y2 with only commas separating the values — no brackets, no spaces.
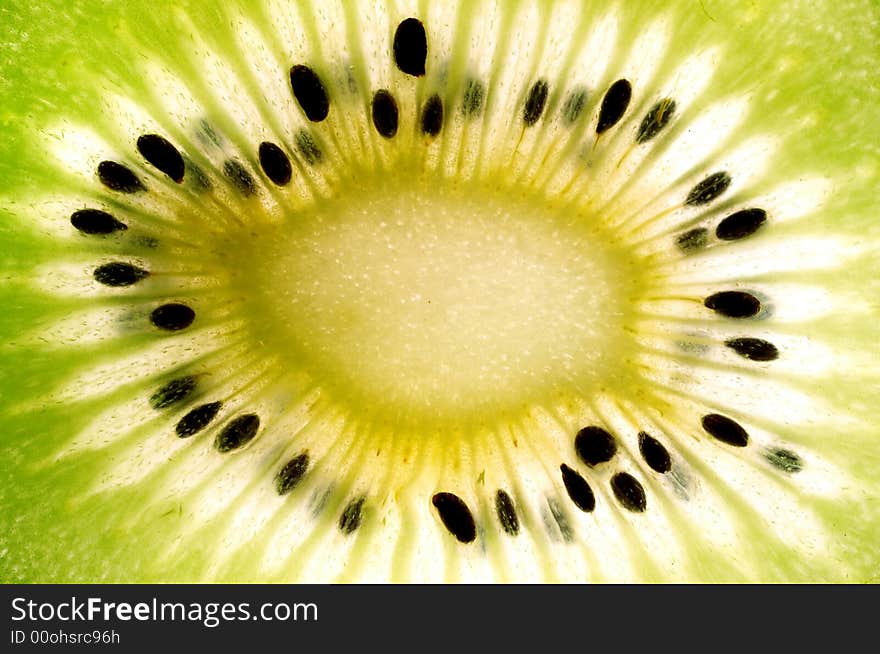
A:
0,0,878,582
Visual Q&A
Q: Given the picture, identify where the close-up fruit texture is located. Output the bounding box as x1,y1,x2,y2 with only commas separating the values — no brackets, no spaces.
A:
0,0,878,584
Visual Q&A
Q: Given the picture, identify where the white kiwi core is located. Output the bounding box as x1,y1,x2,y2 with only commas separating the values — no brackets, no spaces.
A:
241,174,639,422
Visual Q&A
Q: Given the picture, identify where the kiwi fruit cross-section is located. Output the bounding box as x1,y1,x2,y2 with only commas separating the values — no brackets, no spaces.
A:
0,0,878,583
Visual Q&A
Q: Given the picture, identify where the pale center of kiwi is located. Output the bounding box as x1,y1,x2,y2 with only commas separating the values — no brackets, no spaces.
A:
240,173,639,423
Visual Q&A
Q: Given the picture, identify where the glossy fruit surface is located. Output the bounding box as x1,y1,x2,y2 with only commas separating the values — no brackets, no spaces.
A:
0,0,878,583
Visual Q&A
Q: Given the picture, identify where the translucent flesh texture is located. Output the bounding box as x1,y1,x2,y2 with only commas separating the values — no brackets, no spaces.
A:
0,0,878,583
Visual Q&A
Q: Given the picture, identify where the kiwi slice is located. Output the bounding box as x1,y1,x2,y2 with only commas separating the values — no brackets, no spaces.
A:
1,0,878,583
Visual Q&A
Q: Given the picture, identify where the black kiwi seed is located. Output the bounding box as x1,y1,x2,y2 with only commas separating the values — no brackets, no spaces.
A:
461,78,485,117
704,291,761,318
215,413,260,453
150,376,198,410
701,413,749,447
258,141,292,186
765,448,803,474
716,208,767,241
685,171,732,206
559,464,596,513
175,401,222,438
223,159,257,197
420,94,444,137
93,262,149,287
495,489,519,536
97,161,144,193
371,90,399,138
561,87,588,124
338,497,366,534
636,98,677,144
574,425,618,466
275,453,310,495
289,64,330,122
676,227,709,253
523,79,549,126
150,303,196,331
295,130,322,165
596,78,632,134
610,472,647,512
431,492,476,543
725,337,779,361
393,17,427,77
136,134,185,183
638,432,672,473
70,208,128,235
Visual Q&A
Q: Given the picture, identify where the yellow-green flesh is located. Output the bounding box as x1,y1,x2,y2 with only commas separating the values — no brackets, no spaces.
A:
0,0,878,582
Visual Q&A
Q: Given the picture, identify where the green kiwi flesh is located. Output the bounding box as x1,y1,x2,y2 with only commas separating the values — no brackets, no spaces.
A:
0,0,879,583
